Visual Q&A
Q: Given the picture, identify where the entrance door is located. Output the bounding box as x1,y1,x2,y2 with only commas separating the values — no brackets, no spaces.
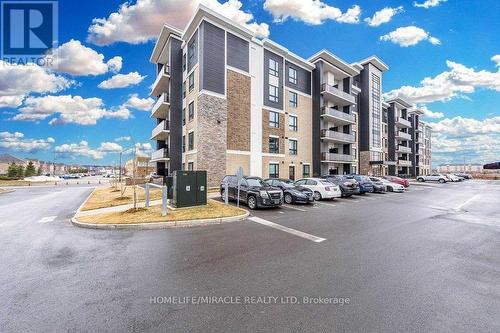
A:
289,165,295,181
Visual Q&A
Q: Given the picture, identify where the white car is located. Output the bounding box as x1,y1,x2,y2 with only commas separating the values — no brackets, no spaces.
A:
416,173,448,183
446,174,461,182
294,178,341,201
374,177,405,192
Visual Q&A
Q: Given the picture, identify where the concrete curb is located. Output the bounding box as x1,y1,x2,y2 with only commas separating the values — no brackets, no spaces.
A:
76,187,97,213
0,188,15,195
70,211,250,230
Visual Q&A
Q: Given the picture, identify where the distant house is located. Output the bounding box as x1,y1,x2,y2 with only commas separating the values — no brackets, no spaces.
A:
125,156,155,178
0,153,26,175
437,164,483,173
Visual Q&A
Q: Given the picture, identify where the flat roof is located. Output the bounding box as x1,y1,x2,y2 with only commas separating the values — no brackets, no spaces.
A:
150,24,182,63
386,97,413,109
263,39,315,70
354,55,389,72
308,50,359,76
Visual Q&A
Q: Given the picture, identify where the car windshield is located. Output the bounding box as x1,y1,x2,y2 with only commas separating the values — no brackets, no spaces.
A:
280,180,295,188
246,178,266,187
319,180,332,185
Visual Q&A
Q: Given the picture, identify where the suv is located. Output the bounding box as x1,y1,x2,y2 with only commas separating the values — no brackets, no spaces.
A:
220,176,283,209
416,173,448,183
321,175,359,197
264,178,314,204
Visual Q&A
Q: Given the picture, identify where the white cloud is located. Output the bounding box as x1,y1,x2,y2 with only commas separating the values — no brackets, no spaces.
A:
114,136,131,142
264,0,361,25
364,6,403,27
87,0,269,46
419,106,444,119
13,95,131,125
55,140,124,160
380,26,440,47
98,72,145,89
107,56,123,73
414,0,447,9
133,142,153,157
492,55,500,68
123,93,155,111
49,39,122,76
384,58,500,104
0,61,72,108
0,131,54,152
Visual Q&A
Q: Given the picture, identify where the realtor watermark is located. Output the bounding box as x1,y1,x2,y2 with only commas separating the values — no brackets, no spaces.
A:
149,295,351,306
1,0,58,66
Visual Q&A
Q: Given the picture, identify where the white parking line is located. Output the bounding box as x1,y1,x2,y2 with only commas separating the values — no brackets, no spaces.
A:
282,204,308,212
37,216,57,223
248,216,326,243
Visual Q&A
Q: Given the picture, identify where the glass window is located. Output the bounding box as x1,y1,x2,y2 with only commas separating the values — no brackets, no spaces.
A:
182,135,186,153
269,137,279,154
306,179,317,185
269,163,279,178
188,102,194,121
188,162,194,171
269,84,279,103
188,132,194,151
182,53,186,72
188,40,195,63
269,111,279,128
182,81,186,99
182,108,186,125
289,91,298,108
188,72,194,92
269,58,278,76
302,165,310,177
289,139,297,155
371,73,381,148
288,115,298,131
288,67,297,84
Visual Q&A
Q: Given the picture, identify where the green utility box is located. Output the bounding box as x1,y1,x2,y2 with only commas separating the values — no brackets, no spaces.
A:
172,170,207,208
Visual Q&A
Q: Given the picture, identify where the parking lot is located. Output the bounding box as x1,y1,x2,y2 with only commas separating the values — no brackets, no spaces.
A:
1,180,499,332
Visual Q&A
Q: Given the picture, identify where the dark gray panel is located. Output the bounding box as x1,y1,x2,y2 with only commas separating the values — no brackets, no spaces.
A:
227,32,249,72
285,61,311,95
388,104,396,176
200,21,225,95
358,67,370,152
187,29,198,73
263,49,283,110
168,38,183,174
312,64,322,177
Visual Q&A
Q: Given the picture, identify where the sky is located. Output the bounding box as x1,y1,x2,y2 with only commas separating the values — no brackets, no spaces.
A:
0,0,499,167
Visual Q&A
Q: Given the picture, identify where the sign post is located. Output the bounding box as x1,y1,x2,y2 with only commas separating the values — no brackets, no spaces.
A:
236,167,243,208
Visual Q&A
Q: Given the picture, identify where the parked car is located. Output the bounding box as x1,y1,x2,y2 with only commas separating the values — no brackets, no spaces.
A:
446,174,462,182
383,175,410,188
346,175,374,194
220,176,282,209
320,175,359,197
367,177,387,193
416,173,448,183
294,178,341,201
264,178,314,204
455,173,472,179
372,177,405,192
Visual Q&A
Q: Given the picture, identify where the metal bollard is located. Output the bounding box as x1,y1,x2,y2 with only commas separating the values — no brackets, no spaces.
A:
161,186,167,216
145,183,150,208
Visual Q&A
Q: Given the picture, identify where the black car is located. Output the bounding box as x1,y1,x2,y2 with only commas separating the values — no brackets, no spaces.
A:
320,175,359,197
264,178,314,204
220,176,282,209
368,177,387,193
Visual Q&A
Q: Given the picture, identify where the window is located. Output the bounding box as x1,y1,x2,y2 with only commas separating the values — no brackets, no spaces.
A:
182,108,186,125
269,163,279,178
188,102,194,121
269,111,279,128
269,58,278,77
269,84,279,103
352,147,357,157
288,115,298,131
305,179,317,185
182,163,185,170
183,81,186,98
182,135,186,153
289,139,297,155
269,137,279,154
188,72,194,92
295,179,306,185
288,67,297,84
188,40,195,63
289,91,298,108
188,132,194,151
182,53,186,72
371,73,381,148
188,162,194,171
302,164,310,177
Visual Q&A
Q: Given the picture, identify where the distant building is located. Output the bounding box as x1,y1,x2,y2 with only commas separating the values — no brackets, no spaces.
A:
437,164,483,173
483,162,500,170
125,156,154,178
0,153,26,174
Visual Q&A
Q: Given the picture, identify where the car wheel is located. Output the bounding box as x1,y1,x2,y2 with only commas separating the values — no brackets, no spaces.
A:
417,177,424,182
438,178,445,183
313,191,322,201
388,186,393,192
221,189,227,201
247,195,257,209
284,193,293,204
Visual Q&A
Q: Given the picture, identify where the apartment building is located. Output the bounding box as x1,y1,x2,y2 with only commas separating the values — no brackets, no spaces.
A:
149,5,432,185
416,121,432,176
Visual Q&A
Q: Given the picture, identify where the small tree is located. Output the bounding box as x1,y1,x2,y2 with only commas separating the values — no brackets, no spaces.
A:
16,165,25,179
25,161,36,177
7,163,17,178
37,166,42,176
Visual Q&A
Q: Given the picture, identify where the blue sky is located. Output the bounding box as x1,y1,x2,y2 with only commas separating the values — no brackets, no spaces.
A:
0,0,499,167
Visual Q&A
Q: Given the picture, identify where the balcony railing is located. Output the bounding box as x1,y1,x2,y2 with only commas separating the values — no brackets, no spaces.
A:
151,120,170,139
151,92,170,118
320,106,356,123
396,116,411,128
397,145,412,154
396,131,412,140
398,160,412,167
321,130,356,143
321,153,355,162
320,83,355,106
150,64,170,96
151,147,169,161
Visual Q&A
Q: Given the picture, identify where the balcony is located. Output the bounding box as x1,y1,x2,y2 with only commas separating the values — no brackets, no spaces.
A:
151,92,170,119
397,145,412,154
320,83,355,106
395,116,411,128
398,160,412,167
150,64,170,97
151,120,170,140
396,131,412,141
321,130,356,144
320,107,356,125
151,147,169,162
321,153,355,163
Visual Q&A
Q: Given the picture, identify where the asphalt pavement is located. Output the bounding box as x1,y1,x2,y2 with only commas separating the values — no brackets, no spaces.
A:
0,180,499,332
